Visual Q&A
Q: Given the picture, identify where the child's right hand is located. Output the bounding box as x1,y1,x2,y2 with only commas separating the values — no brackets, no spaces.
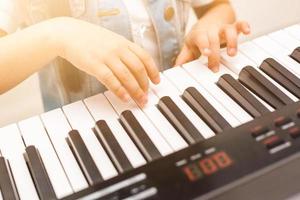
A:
49,17,160,106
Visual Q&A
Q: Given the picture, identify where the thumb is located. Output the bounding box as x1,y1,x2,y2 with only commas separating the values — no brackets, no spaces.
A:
175,44,195,66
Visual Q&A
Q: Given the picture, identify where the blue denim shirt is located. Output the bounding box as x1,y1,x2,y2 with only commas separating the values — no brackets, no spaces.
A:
28,0,195,111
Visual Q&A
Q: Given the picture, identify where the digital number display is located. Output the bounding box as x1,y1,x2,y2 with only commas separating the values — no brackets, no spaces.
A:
182,151,233,182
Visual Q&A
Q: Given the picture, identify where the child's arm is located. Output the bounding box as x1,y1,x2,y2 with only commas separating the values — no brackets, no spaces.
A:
0,17,159,105
176,0,250,71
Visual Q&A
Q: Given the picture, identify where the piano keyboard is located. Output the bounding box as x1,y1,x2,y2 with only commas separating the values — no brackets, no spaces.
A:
1,24,300,200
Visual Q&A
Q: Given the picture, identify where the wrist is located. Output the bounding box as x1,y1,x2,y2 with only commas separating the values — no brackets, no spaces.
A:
40,17,72,58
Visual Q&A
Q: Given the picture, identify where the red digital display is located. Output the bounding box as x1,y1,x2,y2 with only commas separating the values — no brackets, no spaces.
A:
182,164,203,182
199,158,218,175
182,151,233,182
212,151,233,168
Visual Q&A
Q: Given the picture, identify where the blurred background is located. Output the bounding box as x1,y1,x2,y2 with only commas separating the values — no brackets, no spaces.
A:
0,0,300,127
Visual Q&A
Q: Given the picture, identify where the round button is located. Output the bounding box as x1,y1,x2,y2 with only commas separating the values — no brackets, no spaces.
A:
164,6,175,21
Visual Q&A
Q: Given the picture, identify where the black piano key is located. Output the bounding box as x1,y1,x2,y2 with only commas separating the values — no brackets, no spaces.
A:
0,157,19,200
259,58,300,98
67,130,102,185
158,96,204,144
290,47,300,63
238,66,293,109
24,146,56,200
182,87,231,133
217,74,269,118
95,120,133,173
120,110,161,161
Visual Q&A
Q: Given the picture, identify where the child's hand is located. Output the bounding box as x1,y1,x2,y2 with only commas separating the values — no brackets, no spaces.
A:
51,17,160,106
175,21,250,72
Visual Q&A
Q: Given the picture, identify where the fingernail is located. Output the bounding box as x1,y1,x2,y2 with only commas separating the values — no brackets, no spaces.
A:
153,76,161,84
245,26,251,33
203,48,211,56
122,94,130,102
228,48,236,56
212,67,219,73
140,95,148,105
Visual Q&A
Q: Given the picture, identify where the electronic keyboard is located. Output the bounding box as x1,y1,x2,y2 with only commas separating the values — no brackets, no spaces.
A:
1,24,300,200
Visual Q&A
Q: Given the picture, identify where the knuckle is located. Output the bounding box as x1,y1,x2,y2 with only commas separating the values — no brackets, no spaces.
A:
132,87,143,98
134,64,146,74
120,69,131,82
114,86,125,96
101,71,114,83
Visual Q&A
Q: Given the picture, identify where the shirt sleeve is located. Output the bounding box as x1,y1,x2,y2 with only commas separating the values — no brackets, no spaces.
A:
0,0,26,33
191,0,215,8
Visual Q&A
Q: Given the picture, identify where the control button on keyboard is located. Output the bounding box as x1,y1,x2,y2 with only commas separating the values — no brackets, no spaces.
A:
251,126,269,138
288,127,300,139
274,116,293,127
263,136,285,150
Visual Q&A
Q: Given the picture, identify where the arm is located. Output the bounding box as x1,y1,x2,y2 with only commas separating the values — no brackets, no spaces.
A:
0,22,59,94
0,17,160,106
176,0,250,71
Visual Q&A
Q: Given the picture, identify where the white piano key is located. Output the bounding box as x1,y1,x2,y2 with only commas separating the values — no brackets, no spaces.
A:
84,93,119,120
269,30,300,52
240,41,270,65
18,117,73,198
0,124,39,200
109,119,148,167
164,67,240,127
252,34,300,79
0,189,2,200
132,89,188,151
63,101,118,180
150,72,181,97
84,94,147,168
40,109,88,192
240,41,300,78
151,74,215,139
142,103,188,151
221,49,257,73
104,91,173,155
285,24,300,41
254,36,290,56
220,49,298,102
183,60,253,124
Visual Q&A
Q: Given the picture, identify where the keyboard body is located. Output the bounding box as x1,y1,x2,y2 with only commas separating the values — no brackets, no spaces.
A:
63,101,300,200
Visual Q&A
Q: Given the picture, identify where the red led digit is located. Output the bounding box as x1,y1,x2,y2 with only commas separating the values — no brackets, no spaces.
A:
199,158,218,175
182,164,202,182
212,151,233,169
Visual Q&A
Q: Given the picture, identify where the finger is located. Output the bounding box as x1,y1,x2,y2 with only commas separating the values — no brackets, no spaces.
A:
175,44,195,66
120,49,149,92
128,43,160,84
236,21,251,35
193,31,211,56
95,64,130,102
224,26,238,56
208,28,220,72
106,57,148,106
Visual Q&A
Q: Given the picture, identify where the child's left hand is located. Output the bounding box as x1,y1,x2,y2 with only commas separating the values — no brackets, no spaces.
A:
175,21,250,72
